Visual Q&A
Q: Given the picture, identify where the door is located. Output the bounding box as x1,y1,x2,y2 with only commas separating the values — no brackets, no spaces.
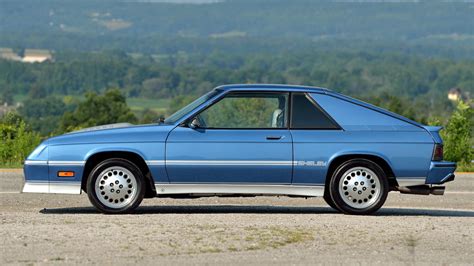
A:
166,91,293,184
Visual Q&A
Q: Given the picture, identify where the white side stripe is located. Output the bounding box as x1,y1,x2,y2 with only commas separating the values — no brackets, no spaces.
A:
165,160,293,166
24,160,85,166
145,160,332,166
48,161,86,166
24,160,48,165
146,160,165,165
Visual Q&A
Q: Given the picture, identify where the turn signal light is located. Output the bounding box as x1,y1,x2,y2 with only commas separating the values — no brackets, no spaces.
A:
58,171,75,177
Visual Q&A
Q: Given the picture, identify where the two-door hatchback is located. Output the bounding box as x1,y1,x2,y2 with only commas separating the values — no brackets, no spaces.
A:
23,84,456,214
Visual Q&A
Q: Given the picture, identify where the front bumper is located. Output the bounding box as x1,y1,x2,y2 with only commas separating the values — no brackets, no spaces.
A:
426,161,457,185
22,160,82,194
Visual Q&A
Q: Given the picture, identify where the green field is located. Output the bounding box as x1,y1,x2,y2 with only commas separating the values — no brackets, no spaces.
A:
127,97,171,114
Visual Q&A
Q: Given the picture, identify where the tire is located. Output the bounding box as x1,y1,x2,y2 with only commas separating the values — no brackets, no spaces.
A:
323,190,341,212
87,158,146,214
329,159,388,215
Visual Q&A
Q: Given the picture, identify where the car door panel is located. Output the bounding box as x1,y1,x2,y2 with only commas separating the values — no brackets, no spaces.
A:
166,127,293,183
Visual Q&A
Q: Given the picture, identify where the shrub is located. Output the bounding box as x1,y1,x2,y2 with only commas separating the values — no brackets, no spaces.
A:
441,101,473,166
0,112,41,167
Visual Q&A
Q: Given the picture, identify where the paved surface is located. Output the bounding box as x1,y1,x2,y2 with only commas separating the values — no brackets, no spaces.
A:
0,170,473,265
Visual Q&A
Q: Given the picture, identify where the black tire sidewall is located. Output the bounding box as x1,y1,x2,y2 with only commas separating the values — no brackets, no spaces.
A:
329,159,388,215
323,190,341,212
87,158,145,214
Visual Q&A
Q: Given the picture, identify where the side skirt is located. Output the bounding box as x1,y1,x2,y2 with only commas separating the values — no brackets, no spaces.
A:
154,184,324,197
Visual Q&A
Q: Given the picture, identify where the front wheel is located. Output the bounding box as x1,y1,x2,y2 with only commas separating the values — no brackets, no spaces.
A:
87,158,146,214
329,159,388,215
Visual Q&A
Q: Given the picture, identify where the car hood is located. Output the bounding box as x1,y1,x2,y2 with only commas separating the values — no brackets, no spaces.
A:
45,123,174,145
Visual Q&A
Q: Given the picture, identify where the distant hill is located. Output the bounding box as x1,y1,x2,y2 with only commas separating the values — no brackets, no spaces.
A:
0,0,473,57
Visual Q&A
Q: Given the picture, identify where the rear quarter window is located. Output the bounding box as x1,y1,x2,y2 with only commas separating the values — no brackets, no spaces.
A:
309,93,422,131
291,93,339,129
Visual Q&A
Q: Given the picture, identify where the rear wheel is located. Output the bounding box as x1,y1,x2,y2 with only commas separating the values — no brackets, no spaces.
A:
329,159,388,215
323,190,340,212
87,158,145,214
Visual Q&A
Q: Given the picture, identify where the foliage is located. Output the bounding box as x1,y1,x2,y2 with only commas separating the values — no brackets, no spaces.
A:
0,87,14,105
201,96,282,128
441,101,473,165
0,112,41,167
1,50,472,128
168,95,196,115
60,89,137,132
19,95,76,136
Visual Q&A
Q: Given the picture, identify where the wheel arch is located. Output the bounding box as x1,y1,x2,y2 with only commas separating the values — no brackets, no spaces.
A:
82,151,156,198
325,153,397,191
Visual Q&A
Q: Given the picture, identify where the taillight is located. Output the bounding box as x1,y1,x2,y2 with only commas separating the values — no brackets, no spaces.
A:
432,144,443,161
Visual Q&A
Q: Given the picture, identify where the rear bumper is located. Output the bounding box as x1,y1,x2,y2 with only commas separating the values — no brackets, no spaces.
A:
396,161,456,193
426,161,457,185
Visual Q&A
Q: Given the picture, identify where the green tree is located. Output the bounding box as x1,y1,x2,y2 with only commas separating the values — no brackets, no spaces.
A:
19,95,72,135
442,101,473,164
27,85,47,99
1,111,26,128
60,89,137,132
0,87,14,105
0,112,41,167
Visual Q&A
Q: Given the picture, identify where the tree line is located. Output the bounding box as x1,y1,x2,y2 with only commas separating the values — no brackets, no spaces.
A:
1,51,472,124
0,50,472,169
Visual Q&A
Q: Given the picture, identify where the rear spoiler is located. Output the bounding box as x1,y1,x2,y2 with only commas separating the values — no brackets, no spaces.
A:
423,126,443,144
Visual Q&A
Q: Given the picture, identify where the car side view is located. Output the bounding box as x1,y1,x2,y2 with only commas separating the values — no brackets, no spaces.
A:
23,84,456,215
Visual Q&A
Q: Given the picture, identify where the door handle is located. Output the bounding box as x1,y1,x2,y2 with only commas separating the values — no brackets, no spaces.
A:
266,136,283,140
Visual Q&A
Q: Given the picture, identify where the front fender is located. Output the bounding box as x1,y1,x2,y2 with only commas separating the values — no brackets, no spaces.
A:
48,142,167,184
84,146,149,162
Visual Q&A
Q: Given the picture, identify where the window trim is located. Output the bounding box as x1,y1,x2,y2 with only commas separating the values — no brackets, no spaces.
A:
185,91,290,130
289,92,342,130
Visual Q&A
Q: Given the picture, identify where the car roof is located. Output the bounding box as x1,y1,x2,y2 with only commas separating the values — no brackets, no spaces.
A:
215,84,330,93
214,83,424,128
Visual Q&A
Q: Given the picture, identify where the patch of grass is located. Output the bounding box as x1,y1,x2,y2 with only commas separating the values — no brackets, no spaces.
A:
406,235,419,248
145,225,314,256
195,224,219,230
0,163,23,168
199,246,222,253
242,226,314,251
227,246,238,252
456,162,474,172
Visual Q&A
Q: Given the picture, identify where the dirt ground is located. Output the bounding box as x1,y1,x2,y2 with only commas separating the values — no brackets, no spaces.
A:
1,170,473,265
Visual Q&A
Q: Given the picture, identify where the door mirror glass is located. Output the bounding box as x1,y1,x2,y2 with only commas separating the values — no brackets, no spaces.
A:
189,117,201,129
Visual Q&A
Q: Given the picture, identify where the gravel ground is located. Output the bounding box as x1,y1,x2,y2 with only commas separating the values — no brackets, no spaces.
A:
1,170,473,265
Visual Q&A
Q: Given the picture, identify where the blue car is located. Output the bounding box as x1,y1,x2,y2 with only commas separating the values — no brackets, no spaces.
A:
23,84,456,214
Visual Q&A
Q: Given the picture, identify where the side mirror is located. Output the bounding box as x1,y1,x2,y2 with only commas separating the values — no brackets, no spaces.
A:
156,116,165,124
188,117,201,129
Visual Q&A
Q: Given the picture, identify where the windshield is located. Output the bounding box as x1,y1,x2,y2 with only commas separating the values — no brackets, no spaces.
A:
164,89,221,124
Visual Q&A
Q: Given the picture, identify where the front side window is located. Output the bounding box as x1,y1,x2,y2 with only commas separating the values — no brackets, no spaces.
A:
196,92,288,129
291,93,339,129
